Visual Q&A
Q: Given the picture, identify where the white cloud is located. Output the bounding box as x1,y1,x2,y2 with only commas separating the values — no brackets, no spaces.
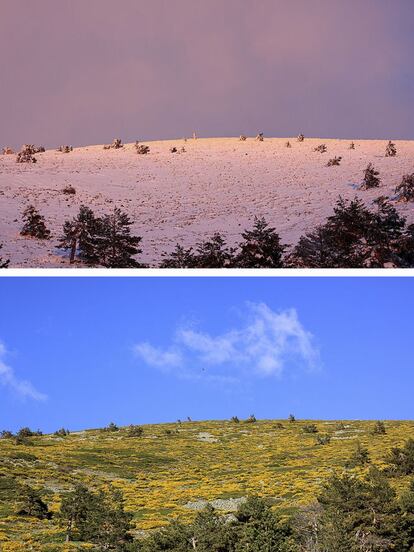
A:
133,342,182,370
0,342,47,401
134,303,320,381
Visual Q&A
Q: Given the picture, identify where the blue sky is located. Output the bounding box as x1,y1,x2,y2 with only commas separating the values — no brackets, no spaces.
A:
0,277,412,432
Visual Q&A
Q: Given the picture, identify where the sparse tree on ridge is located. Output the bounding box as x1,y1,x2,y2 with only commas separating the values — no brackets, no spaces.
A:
385,140,397,157
20,205,50,239
361,163,380,189
395,173,414,202
98,208,144,268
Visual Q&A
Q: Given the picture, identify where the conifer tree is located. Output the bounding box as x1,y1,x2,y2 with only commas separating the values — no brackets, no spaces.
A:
0,243,9,268
346,441,371,468
58,205,101,264
349,141,355,150
17,484,50,519
235,216,284,268
98,208,143,268
20,205,50,239
361,163,380,189
395,173,414,202
192,233,235,268
385,140,397,157
160,244,195,268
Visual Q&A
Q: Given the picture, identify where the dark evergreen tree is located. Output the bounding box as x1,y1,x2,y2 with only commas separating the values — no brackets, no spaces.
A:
0,243,9,268
349,141,355,150
235,217,284,268
346,441,371,468
327,156,342,166
361,163,380,189
98,208,143,268
385,141,397,157
372,421,387,435
160,244,195,268
395,173,414,202
386,439,414,475
59,484,133,549
58,205,101,264
20,205,50,239
192,233,235,268
17,484,50,519
314,144,327,153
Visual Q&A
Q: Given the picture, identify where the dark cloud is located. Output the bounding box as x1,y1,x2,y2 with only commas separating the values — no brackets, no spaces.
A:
1,0,413,148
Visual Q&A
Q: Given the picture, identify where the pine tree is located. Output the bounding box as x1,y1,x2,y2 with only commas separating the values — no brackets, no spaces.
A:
395,173,414,202
361,163,380,189
386,439,414,475
192,233,235,268
20,205,50,239
327,156,342,166
346,441,370,468
297,133,305,142
17,484,50,519
235,216,284,268
160,244,195,268
98,208,143,268
372,420,386,435
385,140,397,157
0,243,9,268
349,141,355,150
57,205,101,264
314,144,327,153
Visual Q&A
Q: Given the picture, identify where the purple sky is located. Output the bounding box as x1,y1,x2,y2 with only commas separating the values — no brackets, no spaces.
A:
1,0,413,148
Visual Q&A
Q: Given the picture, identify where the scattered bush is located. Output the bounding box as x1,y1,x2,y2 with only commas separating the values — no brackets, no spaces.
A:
385,140,397,157
16,149,37,164
136,143,150,154
361,163,380,189
104,138,123,150
0,430,13,439
297,133,305,142
395,173,414,202
302,424,318,434
62,184,76,195
2,147,14,154
326,156,342,166
231,416,240,423
288,414,296,423
58,145,73,153
316,434,331,445
103,422,119,432
245,414,257,423
372,420,386,435
239,135,247,141
285,141,291,148
170,147,178,153
20,205,50,239
255,133,264,141
54,428,70,437
346,441,370,468
314,144,327,153
127,425,144,437
349,141,355,150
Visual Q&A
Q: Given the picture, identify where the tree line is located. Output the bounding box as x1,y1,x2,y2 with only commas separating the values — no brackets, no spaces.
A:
1,186,414,268
7,437,414,551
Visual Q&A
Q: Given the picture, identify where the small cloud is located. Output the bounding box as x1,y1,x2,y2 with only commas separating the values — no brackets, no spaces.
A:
133,303,320,382
0,341,47,401
133,342,182,370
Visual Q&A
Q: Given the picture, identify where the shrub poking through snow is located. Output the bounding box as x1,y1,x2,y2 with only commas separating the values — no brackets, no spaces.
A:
62,185,76,195
326,156,342,166
16,146,37,163
170,147,178,153
297,133,305,142
104,138,123,150
239,135,247,141
0,243,9,268
395,173,414,202
285,141,291,148
136,143,150,155
58,145,73,153
349,141,355,150
20,205,50,239
385,140,397,157
255,133,264,141
314,144,327,153
361,163,380,189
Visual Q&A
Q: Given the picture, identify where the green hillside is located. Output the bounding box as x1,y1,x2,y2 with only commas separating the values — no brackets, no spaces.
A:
1,418,413,551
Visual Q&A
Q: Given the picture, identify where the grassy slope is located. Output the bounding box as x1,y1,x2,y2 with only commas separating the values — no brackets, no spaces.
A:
0,419,413,550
